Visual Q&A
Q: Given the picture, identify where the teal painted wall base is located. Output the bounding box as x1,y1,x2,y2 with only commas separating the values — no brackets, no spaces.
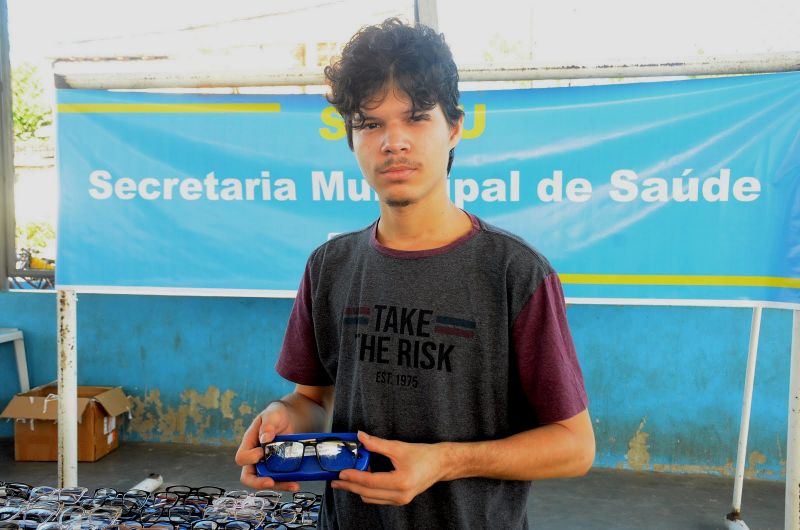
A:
0,291,793,480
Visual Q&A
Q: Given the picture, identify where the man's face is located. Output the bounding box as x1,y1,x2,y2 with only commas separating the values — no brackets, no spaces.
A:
351,84,463,208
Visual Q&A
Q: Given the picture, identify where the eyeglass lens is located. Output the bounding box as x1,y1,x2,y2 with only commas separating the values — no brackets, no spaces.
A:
264,440,358,472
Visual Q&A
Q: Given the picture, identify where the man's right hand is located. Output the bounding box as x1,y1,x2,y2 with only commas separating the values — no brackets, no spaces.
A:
235,400,301,491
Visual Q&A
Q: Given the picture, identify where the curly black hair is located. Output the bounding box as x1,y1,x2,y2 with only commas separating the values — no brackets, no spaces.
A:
324,18,464,173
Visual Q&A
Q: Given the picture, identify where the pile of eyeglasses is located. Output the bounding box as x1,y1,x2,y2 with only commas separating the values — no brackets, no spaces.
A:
0,482,320,530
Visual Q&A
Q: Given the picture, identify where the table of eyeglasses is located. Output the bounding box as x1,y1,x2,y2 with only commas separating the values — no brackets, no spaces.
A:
0,483,319,530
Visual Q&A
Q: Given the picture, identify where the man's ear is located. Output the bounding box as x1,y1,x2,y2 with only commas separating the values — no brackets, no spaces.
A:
449,114,464,149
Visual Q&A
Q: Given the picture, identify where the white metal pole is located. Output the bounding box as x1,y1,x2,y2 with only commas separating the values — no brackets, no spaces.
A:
57,289,78,487
786,309,800,530
52,51,800,90
0,0,15,288
415,0,439,30
726,306,762,528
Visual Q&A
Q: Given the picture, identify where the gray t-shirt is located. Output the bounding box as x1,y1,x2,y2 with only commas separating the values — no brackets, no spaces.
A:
276,213,588,530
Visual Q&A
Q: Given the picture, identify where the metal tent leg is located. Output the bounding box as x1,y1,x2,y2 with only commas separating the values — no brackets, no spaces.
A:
786,309,800,530
725,306,762,529
57,289,78,487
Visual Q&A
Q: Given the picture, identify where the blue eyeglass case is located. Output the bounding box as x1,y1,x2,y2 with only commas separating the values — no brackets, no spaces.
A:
255,432,371,482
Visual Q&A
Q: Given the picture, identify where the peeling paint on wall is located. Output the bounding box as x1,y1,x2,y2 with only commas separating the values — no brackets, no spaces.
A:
220,391,236,419
626,418,650,471
648,452,778,478
232,419,246,442
747,451,768,478
233,403,255,442
128,385,256,446
653,462,735,476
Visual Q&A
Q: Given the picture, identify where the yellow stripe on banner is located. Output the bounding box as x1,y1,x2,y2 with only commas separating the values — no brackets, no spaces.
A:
559,274,800,289
58,103,281,113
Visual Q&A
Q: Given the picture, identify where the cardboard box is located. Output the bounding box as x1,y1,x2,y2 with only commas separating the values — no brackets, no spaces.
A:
0,383,131,462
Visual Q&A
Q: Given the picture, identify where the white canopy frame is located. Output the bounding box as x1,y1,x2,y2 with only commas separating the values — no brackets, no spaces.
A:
0,0,14,289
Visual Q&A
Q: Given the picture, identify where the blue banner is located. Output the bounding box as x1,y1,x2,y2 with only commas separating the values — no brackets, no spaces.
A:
56,72,800,304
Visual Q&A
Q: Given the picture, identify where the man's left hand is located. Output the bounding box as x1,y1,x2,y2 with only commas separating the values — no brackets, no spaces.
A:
330,431,446,506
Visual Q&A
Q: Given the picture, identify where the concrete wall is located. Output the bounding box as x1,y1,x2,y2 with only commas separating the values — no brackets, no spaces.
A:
0,290,793,480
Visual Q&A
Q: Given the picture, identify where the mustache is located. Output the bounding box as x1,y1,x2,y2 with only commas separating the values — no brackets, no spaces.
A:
377,158,419,172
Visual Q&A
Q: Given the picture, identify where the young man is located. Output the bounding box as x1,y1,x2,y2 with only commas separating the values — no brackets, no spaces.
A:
236,18,594,529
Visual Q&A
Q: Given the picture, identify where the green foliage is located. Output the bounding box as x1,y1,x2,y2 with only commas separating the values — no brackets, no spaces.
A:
483,34,531,64
15,221,55,252
11,62,52,141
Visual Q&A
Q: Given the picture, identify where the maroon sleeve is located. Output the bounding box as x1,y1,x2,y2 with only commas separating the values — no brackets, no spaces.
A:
511,272,588,424
275,264,334,386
